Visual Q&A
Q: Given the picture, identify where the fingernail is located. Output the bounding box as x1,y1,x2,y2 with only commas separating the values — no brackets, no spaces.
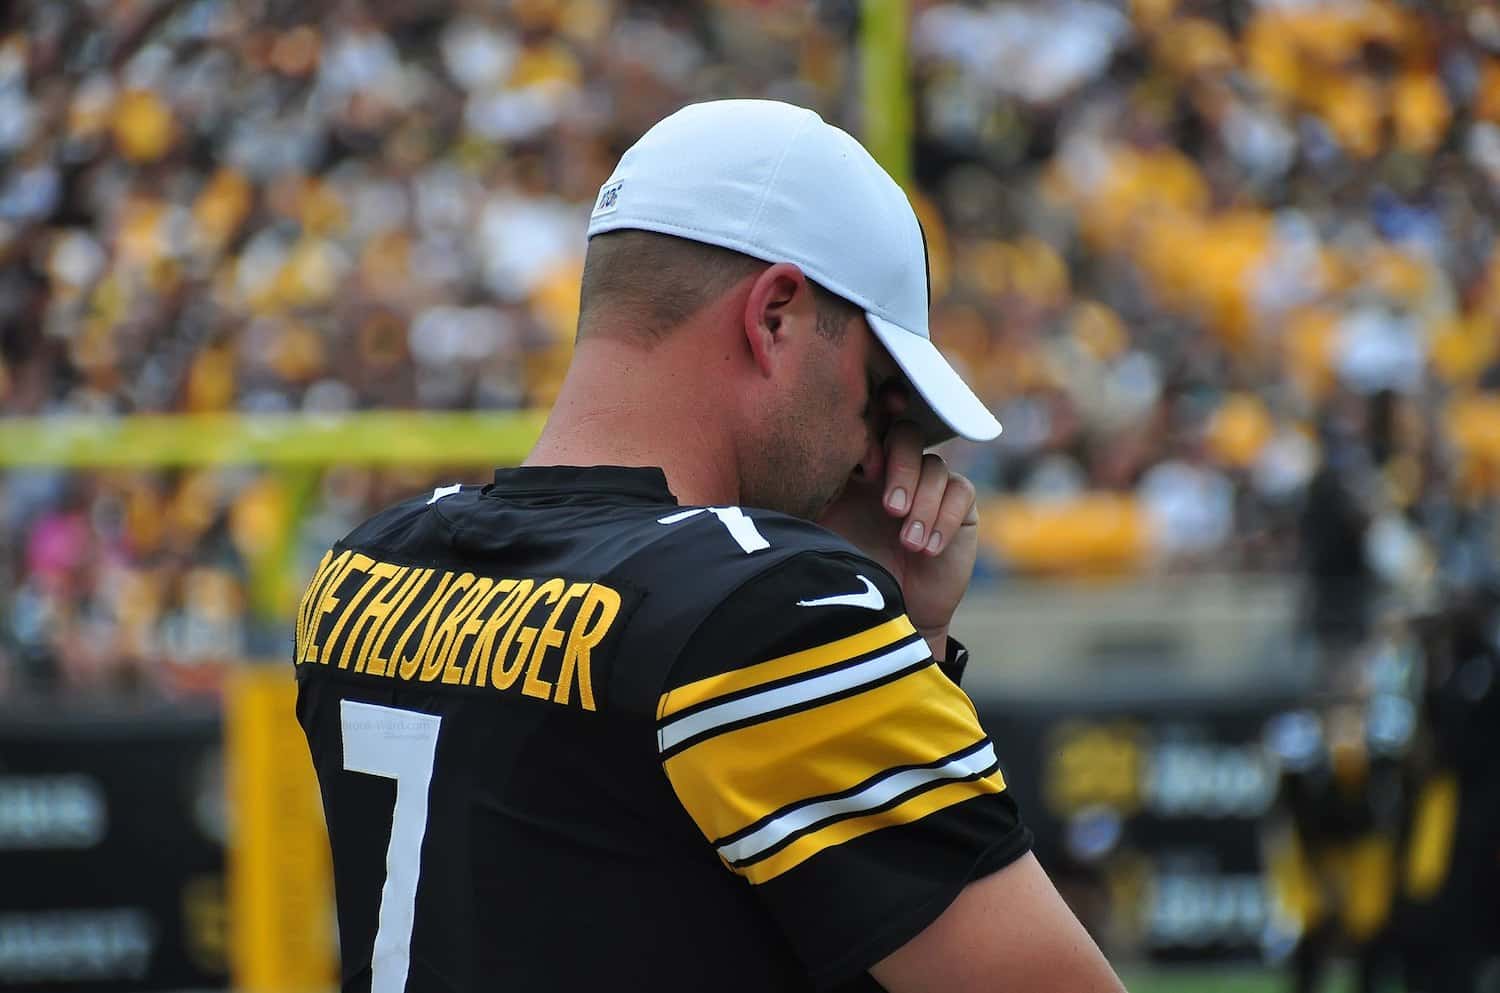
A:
888,488,907,513
906,520,924,545
926,530,942,554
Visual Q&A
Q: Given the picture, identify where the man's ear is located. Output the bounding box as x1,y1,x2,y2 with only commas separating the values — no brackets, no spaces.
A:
742,262,810,377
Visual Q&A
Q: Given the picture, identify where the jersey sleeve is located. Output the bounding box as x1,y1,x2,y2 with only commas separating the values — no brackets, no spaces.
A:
656,551,1032,988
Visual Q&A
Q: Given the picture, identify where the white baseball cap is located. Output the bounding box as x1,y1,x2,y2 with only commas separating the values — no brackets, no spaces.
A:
586,99,1002,444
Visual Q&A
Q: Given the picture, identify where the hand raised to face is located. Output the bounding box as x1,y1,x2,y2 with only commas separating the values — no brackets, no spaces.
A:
817,419,979,658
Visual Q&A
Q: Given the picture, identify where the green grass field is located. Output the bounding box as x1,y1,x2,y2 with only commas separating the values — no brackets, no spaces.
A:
1121,964,1347,993
1124,968,1277,993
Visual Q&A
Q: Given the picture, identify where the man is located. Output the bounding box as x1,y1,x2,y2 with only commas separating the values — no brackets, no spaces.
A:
294,99,1125,992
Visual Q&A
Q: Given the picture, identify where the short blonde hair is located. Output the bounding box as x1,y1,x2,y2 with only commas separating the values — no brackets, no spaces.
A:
577,230,859,343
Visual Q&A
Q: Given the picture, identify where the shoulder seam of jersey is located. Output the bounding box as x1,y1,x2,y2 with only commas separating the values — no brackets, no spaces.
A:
340,491,439,548
428,490,481,548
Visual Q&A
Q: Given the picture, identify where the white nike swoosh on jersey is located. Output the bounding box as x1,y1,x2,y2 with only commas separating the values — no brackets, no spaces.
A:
796,575,885,611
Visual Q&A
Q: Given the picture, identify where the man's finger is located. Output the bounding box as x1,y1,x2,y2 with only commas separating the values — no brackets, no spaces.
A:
882,421,925,516
902,452,949,551
926,472,977,556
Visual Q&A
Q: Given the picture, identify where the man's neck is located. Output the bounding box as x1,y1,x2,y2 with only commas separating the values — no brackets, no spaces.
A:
523,338,742,507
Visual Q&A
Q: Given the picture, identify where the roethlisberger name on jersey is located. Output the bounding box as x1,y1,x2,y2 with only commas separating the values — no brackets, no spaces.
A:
294,548,622,710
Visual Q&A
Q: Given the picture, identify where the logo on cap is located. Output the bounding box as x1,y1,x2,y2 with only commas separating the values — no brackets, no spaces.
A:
594,181,623,216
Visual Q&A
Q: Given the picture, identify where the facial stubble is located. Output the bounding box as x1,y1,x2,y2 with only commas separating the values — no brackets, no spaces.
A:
742,358,860,521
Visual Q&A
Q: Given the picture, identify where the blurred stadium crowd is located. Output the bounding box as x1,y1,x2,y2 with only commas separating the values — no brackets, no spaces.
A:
1,0,1499,696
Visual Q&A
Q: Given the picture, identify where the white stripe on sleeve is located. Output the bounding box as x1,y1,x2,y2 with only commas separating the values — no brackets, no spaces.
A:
658,636,929,754
716,740,999,865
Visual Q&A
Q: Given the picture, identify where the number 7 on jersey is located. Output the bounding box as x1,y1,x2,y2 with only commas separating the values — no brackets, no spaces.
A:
340,700,442,993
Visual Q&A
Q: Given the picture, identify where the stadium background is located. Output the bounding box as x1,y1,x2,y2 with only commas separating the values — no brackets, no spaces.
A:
2,0,1498,990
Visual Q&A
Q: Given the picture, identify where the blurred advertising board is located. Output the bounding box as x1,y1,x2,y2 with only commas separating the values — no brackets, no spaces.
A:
974,691,1292,963
0,708,227,991
0,673,335,993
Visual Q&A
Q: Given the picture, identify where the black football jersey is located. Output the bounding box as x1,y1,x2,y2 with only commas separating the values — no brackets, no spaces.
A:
293,466,1030,993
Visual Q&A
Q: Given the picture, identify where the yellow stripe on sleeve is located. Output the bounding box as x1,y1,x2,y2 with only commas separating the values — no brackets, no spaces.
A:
658,615,917,721
663,664,987,847
738,772,1006,885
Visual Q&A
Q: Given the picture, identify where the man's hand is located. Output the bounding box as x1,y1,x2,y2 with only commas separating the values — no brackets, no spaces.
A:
818,421,979,658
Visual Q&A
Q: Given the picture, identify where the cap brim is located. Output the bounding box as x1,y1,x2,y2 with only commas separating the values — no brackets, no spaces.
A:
866,313,1002,445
